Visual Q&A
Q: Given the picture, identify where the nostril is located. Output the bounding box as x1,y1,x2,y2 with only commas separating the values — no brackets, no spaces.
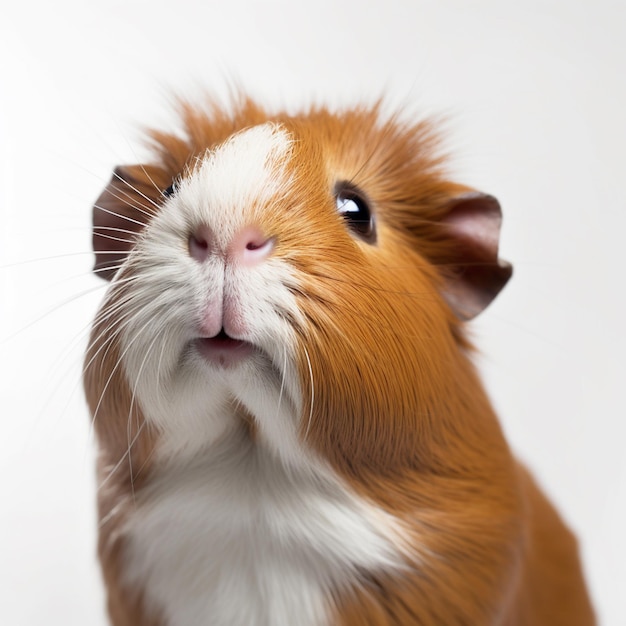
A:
229,227,274,266
190,235,209,251
189,225,213,262
245,240,265,251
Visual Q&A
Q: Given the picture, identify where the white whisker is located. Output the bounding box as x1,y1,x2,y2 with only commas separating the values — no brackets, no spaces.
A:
0,250,124,272
98,498,128,530
108,115,171,202
126,324,166,500
303,345,314,441
274,343,288,427
137,163,170,199
154,327,170,406
93,231,137,245
94,225,146,238
110,170,161,213
93,203,149,229
88,306,157,436
1,280,113,346
98,420,148,493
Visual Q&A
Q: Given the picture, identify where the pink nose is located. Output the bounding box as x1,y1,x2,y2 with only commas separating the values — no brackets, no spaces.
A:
189,225,274,266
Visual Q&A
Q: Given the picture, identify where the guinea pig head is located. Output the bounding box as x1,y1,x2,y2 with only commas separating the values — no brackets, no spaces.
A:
88,103,512,475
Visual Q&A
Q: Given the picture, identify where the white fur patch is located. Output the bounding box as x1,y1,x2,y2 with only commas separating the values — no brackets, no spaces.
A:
123,430,407,626
177,122,294,248
117,122,302,459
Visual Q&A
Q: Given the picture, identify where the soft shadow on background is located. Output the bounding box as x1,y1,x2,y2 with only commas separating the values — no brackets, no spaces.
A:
1,1,624,624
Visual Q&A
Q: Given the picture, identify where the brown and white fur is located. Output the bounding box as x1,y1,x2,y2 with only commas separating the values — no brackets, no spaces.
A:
84,97,595,625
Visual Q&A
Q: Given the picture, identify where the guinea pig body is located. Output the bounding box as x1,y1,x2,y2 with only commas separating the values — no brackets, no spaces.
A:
84,98,595,625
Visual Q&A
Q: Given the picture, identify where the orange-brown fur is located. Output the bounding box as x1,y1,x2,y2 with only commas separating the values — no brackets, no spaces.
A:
85,326,162,625
85,96,595,625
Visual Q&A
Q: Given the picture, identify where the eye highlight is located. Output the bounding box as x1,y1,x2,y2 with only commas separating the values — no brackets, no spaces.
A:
335,184,376,244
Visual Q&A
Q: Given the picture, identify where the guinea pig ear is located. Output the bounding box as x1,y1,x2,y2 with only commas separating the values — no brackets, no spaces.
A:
440,192,513,320
92,165,167,281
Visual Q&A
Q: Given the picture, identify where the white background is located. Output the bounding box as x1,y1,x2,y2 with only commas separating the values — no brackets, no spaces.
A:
1,1,624,624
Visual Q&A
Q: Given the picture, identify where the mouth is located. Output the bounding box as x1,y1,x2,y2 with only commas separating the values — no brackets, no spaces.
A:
194,329,256,368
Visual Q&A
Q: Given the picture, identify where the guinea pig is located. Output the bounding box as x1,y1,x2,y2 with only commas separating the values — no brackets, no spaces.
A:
84,96,596,626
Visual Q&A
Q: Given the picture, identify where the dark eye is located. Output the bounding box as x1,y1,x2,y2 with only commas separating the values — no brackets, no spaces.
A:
336,185,376,243
163,182,177,198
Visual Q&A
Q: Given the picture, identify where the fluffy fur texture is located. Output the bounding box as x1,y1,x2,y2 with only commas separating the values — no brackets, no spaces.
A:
84,96,595,625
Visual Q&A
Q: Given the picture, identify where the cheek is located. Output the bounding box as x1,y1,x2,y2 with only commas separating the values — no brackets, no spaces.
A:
291,254,453,469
